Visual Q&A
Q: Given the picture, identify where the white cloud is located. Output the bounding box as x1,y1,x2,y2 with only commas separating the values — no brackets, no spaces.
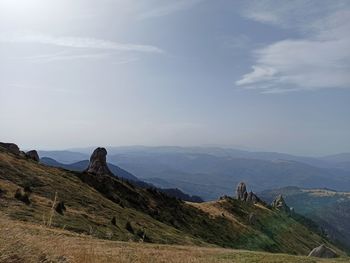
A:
16,51,110,63
0,32,163,53
139,0,203,19
241,0,348,31
237,2,350,93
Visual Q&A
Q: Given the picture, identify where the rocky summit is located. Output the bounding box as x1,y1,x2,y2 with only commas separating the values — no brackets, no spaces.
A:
236,182,247,201
236,182,260,204
85,147,113,176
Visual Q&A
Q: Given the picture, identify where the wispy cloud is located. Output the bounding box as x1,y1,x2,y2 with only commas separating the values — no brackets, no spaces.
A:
236,1,350,93
0,32,164,54
15,51,110,63
139,0,203,19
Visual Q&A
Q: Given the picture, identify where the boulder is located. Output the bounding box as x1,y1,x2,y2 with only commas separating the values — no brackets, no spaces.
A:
26,150,40,162
271,194,290,212
85,147,113,176
0,142,20,155
308,244,337,258
236,182,247,201
248,212,257,225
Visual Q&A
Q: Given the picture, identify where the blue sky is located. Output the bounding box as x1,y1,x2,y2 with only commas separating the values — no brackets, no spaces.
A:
0,0,349,155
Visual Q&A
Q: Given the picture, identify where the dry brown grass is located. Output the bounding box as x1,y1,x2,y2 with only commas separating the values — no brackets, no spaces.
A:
188,200,248,228
0,215,349,263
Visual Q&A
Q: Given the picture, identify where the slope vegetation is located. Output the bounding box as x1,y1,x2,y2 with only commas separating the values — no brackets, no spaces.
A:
1,215,348,263
0,145,343,256
260,187,350,252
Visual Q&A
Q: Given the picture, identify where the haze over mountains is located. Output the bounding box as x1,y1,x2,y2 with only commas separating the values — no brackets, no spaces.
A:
39,146,350,201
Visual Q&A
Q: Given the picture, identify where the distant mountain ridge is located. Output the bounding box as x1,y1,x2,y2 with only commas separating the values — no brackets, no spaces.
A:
67,146,350,170
39,147,350,201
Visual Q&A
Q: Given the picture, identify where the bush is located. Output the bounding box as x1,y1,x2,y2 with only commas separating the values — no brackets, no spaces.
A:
125,221,134,233
23,185,32,193
111,216,117,226
14,188,31,205
55,201,66,215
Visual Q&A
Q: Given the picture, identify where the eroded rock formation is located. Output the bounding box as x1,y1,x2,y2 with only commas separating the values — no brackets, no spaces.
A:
246,191,260,203
236,182,247,201
0,142,20,155
271,194,290,212
236,182,260,204
26,150,40,162
85,147,113,176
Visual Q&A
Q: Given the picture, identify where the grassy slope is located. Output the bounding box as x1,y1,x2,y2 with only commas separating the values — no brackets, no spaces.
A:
0,216,348,263
0,146,344,256
260,187,350,251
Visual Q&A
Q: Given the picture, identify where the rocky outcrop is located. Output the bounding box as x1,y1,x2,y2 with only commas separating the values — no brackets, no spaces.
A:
248,212,257,225
308,244,337,258
25,150,39,162
271,194,290,212
85,147,113,176
246,191,260,203
0,142,20,155
236,182,247,201
236,182,260,204
0,143,39,162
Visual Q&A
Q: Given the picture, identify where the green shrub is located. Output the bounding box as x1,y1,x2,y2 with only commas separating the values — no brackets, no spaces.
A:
55,201,66,215
125,221,134,233
111,216,117,226
14,188,31,205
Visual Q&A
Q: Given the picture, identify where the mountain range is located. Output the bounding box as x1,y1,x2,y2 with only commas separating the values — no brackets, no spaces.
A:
1,143,344,260
39,147,350,201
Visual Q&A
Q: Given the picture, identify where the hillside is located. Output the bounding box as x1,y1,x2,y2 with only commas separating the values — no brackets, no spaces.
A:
39,157,203,202
40,157,139,181
260,187,350,252
1,216,348,263
39,147,350,201
0,143,345,259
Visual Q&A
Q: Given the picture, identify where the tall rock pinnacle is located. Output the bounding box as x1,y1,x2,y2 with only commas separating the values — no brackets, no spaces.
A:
85,147,113,176
236,182,247,201
235,182,260,204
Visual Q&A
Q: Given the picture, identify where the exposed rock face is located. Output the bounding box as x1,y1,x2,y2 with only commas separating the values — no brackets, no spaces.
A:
308,244,337,258
236,182,260,204
271,194,290,212
246,191,260,204
0,142,20,155
26,150,40,162
236,182,247,201
85,147,113,176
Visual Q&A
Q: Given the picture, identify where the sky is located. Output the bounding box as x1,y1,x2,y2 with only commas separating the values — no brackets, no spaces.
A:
0,0,349,156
